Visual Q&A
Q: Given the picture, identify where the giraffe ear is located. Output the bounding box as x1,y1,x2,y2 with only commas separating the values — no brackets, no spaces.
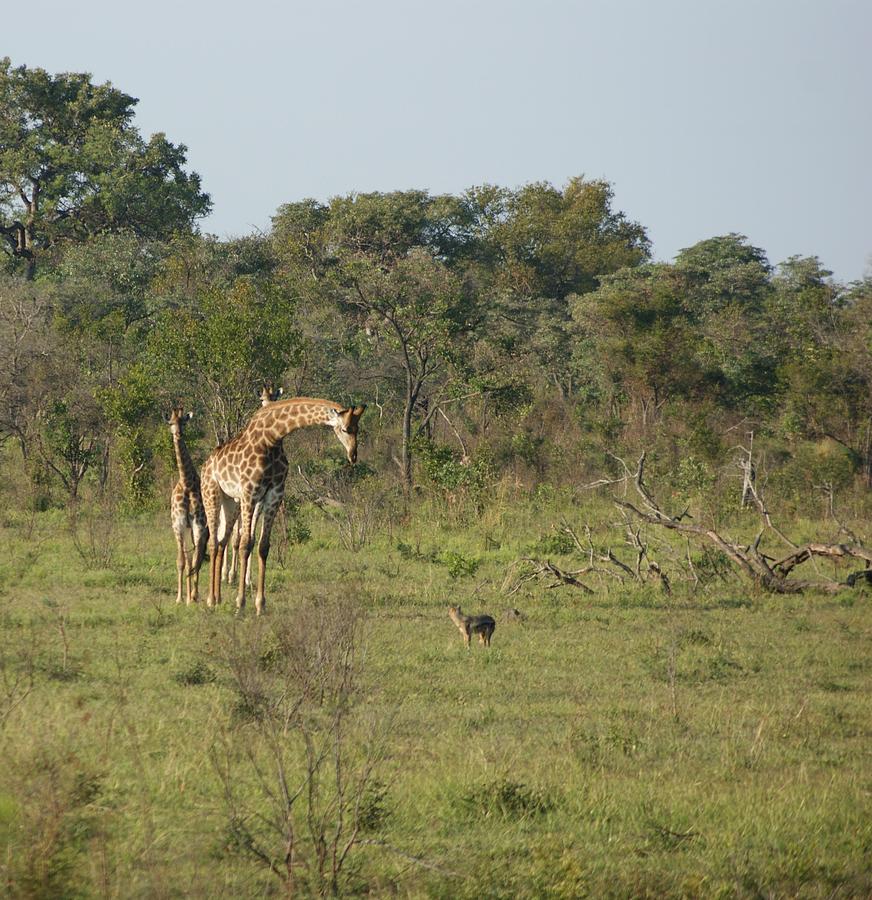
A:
352,404,367,418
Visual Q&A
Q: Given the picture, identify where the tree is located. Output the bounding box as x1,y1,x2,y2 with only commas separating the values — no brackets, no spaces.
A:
0,276,51,457
0,58,210,277
491,177,650,300
465,178,651,402
0,274,108,500
771,267,872,483
574,264,711,428
36,397,101,501
341,248,472,485
274,192,478,487
147,239,301,443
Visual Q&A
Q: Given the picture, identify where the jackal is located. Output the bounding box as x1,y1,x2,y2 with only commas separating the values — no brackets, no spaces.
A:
448,605,496,648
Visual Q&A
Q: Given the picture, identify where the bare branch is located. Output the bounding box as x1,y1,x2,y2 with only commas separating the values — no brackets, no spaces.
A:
611,452,870,594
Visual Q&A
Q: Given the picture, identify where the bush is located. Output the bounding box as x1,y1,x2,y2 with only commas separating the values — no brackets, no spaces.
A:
173,661,217,686
415,440,497,508
674,455,714,495
534,528,576,556
438,549,479,579
457,778,555,820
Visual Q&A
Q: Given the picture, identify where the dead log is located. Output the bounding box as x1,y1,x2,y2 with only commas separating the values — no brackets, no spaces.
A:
773,543,872,577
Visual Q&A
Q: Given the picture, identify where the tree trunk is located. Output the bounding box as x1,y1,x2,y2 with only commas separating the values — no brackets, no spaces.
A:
400,389,414,489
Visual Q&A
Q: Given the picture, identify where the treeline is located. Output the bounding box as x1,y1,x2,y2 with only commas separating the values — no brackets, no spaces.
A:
2,59,871,513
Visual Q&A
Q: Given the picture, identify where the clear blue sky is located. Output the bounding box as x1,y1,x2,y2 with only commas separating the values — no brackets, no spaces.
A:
13,0,872,281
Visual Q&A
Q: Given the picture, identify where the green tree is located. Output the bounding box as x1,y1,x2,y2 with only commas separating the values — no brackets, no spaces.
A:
673,234,775,409
0,276,52,457
0,58,210,277
147,263,301,443
772,266,872,483
274,192,477,486
98,363,159,505
342,247,472,485
575,264,710,428
491,178,650,300
36,398,100,500
470,178,651,401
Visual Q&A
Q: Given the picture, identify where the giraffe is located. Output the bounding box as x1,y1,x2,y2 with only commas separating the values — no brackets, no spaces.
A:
201,397,366,614
166,407,208,604
222,384,284,585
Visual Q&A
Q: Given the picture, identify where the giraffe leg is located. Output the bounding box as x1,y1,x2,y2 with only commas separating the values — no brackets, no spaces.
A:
208,536,220,607
254,494,281,616
206,506,221,608
216,498,238,605
221,522,231,583
174,528,186,604
202,480,224,609
247,501,264,588
235,503,255,612
223,519,238,584
189,519,208,604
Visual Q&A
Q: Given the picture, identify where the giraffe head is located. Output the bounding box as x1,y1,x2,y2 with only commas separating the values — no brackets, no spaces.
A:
326,405,367,464
259,384,284,406
166,407,194,437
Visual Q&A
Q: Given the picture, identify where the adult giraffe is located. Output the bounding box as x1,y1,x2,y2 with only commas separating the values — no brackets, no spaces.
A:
166,408,208,604
201,397,366,614
222,384,284,585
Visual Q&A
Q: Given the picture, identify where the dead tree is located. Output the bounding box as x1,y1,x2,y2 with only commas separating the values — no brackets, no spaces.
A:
561,519,671,593
738,431,757,510
610,453,872,595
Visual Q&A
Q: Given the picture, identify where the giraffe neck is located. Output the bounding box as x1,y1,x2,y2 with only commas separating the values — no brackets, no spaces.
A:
172,431,200,491
246,397,338,450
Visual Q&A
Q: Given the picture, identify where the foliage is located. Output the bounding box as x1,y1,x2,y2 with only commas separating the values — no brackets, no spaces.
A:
146,251,301,441
437,549,480,579
0,58,210,277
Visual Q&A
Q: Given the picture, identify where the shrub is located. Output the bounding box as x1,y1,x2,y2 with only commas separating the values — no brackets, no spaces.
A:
172,661,217,686
457,778,555,820
438,549,479,579
534,528,576,556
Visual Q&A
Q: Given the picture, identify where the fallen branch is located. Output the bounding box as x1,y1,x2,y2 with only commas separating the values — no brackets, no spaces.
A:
504,558,597,596
773,543,872,578
560,520,634,582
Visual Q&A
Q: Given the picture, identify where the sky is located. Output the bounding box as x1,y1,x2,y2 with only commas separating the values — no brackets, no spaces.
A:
10,0,872,281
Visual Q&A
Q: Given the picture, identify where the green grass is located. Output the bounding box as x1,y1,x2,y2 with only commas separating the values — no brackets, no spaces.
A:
0,490,870,897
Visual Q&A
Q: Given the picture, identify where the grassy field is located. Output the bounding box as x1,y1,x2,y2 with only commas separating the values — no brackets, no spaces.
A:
0,486,870,898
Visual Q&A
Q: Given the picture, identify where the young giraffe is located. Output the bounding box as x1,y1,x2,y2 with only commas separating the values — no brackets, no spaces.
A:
222,384,284,585
201,397,366,614
167,408,208,604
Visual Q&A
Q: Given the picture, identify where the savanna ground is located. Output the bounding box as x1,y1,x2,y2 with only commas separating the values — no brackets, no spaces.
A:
1,473,870,899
